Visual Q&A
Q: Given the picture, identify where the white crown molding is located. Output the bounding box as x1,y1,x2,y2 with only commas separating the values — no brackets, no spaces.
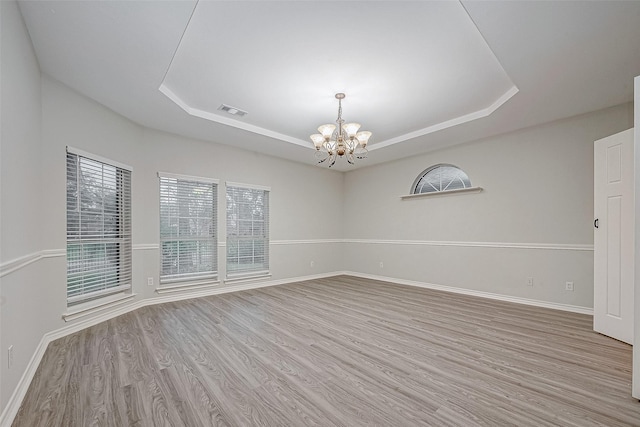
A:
159,83,519,153
369,85,519,151
159,84,311,149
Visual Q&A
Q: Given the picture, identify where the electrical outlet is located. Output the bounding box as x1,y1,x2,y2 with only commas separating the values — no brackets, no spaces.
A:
379,261,384,269
147,277,154,286
526,277,533,287
565,281,574,291
8,345,13,369
310,260,314,268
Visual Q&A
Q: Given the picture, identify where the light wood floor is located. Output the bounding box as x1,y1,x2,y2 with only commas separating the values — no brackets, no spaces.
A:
13,276,640,426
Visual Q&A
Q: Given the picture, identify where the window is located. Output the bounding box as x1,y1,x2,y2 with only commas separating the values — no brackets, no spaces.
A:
159,173,218,284
412,164,471,194
66,148,132,305
226,183,269,278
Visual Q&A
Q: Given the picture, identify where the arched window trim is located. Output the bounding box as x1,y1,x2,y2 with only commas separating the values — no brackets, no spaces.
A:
401,163,482,200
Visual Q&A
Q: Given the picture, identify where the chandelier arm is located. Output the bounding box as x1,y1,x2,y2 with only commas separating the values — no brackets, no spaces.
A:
346,138,356,153
347,153,355,165
315,150,329,163
324,139,336,153
356,146,368,159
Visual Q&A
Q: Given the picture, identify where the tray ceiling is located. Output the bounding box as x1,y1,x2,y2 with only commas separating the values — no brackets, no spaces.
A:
17,1,640,171
160,1,517,149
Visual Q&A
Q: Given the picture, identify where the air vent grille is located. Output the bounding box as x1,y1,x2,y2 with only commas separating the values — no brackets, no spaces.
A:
218,104,247,117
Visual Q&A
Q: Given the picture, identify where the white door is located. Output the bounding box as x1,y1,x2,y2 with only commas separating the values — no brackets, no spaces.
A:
594,128,634,344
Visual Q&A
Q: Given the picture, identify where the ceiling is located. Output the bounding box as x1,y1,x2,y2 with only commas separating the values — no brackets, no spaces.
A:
18,1,640,171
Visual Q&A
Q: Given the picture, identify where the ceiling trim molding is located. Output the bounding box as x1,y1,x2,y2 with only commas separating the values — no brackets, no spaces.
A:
157,1,520,154
159,84,311,149
160,83,519,152
369,85,519,151
20,0,640,169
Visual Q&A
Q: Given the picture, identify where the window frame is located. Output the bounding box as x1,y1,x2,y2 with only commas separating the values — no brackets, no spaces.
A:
158,172,219,285
66,146,132,306
411,163,472,195
225,181,270,280
402,163,481,200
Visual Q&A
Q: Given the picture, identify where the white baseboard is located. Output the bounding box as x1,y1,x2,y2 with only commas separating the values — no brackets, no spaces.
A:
0,270,593,426
0,334,50,427
343,271,594,315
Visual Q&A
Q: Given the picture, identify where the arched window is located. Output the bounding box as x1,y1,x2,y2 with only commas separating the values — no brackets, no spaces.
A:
412,164,471,194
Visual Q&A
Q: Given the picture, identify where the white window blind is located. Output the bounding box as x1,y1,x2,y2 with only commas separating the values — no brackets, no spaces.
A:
159,174,217,283
226,184,269,278
413,164,472,194
66,149,132,305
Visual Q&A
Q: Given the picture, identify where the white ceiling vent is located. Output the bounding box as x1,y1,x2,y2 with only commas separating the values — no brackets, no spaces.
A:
218,104,247,117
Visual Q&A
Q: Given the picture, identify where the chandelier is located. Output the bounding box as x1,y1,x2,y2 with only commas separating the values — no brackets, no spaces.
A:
310,93,372,167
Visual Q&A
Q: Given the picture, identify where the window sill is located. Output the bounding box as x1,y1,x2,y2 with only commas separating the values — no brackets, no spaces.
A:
401,186,482,200
62,292,136,322
224,273,271,285
156,279,220,294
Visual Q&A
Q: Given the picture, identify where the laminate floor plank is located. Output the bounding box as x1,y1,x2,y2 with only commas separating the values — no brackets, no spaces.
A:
13,276,640,426
240,280,636,424
230,284,616,427
192,298,352,426
157,304,279,427
122,383,144,427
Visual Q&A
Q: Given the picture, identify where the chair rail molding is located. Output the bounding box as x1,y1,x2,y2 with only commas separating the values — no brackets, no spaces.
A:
0,249,65,278
344,239,593,251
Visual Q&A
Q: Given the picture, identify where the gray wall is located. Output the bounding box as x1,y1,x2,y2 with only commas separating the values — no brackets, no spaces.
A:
0,9,344,413
0,0,45,408
0,0,635,417
342,104,633,309
40,76,345,285
0,0,42,260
